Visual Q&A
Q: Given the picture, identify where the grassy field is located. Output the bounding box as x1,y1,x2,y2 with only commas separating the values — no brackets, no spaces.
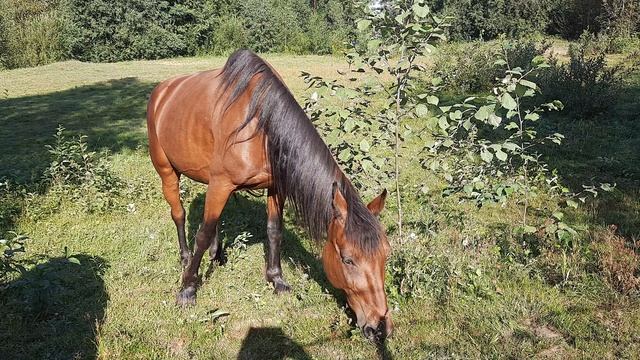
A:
1,52,639,359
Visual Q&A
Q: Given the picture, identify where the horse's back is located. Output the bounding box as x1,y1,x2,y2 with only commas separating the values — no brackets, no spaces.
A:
147,68,270,188
147,70,225,183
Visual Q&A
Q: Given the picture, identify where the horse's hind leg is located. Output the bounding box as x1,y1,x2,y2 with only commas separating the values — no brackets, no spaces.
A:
265,188,291,293
161,169,190,267
149,141,190,267
177,179,232,305
208,224,223,264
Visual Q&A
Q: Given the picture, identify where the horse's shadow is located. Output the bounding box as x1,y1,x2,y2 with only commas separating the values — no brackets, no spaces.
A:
237,327,312,360
186,191,346,307
0,254,109,359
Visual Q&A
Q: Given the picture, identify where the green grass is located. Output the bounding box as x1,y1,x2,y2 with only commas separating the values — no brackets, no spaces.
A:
1,54,639,359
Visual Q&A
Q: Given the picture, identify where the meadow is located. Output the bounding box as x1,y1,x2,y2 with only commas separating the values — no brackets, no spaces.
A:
0,47,639,359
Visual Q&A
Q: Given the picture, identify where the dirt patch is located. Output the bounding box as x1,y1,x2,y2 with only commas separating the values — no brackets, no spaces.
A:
523,319,563,340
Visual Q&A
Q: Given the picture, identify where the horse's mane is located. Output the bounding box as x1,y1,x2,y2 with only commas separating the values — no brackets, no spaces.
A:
218,49,382,253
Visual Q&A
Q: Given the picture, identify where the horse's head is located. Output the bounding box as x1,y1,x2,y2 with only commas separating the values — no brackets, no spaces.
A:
323,185,392,341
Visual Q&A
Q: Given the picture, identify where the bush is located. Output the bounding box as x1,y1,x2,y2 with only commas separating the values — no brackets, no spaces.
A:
43,126,122,213
433,42,499,94
202,16,248,55
437,0,553,41
0,232,28,283
434,39,550,94
388,242,452,301
64,0,190,62
538,33,629,119
0,0,66,69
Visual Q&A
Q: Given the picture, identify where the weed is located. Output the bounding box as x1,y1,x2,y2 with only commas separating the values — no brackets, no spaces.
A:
590,226,639,295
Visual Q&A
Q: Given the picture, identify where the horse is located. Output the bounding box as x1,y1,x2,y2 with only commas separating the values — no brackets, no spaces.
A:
146,49,392,340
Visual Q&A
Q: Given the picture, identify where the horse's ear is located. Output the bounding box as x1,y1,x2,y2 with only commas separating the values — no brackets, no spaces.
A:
332,182,348,221
367,189,387,216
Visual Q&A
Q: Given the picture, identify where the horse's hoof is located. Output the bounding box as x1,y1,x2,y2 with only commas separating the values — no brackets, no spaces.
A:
273,279,292,294
176,286,197,306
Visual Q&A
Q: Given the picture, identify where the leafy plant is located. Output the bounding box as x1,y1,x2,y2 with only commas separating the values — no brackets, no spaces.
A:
425,41,615,258
43,125,123,213
538,32,634,119
303,0,448,237
0,232,29,283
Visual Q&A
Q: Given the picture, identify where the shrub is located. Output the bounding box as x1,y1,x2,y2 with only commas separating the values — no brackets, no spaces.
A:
538,33,629,119
202,16,248,55
434,39,550,94
547,0,603,39
0,0,66,68
43,126,122,213
64,0,193,62
438,0,553,41
0,232,29,283
433,42,499,94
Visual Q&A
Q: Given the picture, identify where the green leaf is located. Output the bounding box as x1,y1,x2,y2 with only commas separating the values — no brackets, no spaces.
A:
367,39,382,51
495,149,507,161
480,149,493,163
502,142,518,151
519,79,537,89
463,119,472,130
463,184,474,194
438,117,449,130
412,3,430,18
343,118,355,132
357,19,371,31
431,77,442,86
600,183,614,192
552,211,564,220
524,112,540,121
531,55,547,67
415,104,429,117
359,139,370,152
67,257,81,265
362,159,375,173
500,93,517,110
523,225,537,234
426,95,439,106
566,199,578,209
474,105,492,121
488,114,502,127
505,122,518,130
338,149,351,162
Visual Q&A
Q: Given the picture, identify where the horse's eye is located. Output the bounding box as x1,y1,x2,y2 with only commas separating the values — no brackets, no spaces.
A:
342,257,355,266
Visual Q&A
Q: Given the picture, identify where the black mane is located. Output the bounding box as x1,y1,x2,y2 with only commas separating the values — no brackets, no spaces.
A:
218,49,382,253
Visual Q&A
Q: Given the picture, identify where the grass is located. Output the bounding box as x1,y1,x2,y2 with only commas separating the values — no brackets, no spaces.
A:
1,52,639,359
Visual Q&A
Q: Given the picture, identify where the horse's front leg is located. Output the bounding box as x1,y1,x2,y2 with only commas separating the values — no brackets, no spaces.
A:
265,189,291,293
177,180,232,306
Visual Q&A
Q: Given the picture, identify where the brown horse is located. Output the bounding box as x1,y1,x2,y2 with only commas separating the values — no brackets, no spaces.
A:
146,50,392,340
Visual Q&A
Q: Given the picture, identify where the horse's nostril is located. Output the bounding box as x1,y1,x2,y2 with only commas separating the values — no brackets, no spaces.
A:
363,325,376,339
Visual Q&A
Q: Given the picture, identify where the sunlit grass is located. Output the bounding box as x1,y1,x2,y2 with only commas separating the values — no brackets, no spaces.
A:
1,53,639,359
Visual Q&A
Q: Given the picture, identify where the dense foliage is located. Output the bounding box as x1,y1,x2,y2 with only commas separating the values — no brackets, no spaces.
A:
0,0,356,68
2,0,639,69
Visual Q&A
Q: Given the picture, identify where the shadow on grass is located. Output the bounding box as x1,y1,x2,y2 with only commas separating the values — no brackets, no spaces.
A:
539,77,640,237
186,192,347,307
237,327,311,360
0,254,109,359
0,77,154,184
